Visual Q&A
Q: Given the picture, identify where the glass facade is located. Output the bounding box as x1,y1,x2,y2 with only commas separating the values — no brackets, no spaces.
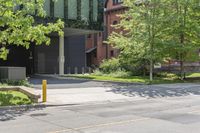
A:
43,0,103,30
81,0,89,21
93,0,98,21
54,0,64,18
43,0,50,16
68,0,77,19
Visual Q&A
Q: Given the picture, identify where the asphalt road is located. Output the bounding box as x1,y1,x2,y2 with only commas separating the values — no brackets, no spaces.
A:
29,75,118,89
1,93,200,133
1,75,200,133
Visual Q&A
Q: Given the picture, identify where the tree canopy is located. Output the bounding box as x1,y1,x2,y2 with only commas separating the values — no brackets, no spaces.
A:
107,0,200,80
0,0,64,60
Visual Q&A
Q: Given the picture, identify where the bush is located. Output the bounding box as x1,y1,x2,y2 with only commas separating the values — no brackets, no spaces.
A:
93,69,132,78
0,80,31,87
99,58,121,73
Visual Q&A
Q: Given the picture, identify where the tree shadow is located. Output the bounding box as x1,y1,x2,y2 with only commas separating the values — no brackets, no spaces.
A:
0,106,45,121
0,103,79,122
107,83,200,98
0,93,31,106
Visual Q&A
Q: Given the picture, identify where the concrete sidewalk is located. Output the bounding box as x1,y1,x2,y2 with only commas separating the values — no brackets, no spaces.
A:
36,87,145,105
35,83,200,105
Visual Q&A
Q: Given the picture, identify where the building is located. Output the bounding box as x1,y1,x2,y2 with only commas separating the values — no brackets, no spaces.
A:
0,0,105,75
104,0,126,58
85,0,126,68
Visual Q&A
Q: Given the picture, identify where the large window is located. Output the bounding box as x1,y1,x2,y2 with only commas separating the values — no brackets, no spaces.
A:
93,0,98,21
43,0,50,16
68,0,77,19
113,0,123,5
54,0,64,18
81,0,89,21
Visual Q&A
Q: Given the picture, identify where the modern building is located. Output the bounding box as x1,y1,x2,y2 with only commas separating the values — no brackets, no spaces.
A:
0,0,105,75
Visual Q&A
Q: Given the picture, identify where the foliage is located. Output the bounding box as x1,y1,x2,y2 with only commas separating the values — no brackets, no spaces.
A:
93,69,132,78
0,0,64,60
161,0,200,79
108,0,169,81
0,91,32,106
99,58,122,73
67,72,200,84
0,80,31,87
107,0,200,80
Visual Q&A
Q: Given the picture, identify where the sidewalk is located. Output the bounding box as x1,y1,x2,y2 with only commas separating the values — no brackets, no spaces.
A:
36,87,146,105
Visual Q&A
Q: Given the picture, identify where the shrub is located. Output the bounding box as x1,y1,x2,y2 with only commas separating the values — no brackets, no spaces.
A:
0,80,31,87
93,69,132,78
99,58,121,73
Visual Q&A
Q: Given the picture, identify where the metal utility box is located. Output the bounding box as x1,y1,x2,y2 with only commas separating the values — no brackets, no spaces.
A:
0,67,26,80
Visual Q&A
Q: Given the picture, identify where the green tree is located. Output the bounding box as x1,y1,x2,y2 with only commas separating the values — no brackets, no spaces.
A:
163,0,200,80
108,0,167,81
0,0,64,60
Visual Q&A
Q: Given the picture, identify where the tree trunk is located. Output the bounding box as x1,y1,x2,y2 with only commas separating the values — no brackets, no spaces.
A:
180,56,184,80
150,59,153,82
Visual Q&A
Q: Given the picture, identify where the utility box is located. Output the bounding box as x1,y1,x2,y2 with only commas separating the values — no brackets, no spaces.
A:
0,67,26,80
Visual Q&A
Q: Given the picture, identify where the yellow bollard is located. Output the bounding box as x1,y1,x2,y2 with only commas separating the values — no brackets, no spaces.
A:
42,80,47,102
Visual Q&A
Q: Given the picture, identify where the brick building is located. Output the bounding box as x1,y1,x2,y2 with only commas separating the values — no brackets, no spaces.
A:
86,0,126,68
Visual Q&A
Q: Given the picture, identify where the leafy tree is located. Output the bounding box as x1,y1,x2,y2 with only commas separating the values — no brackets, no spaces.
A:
163,0,200,80
108,0,168,81
0,0,64,60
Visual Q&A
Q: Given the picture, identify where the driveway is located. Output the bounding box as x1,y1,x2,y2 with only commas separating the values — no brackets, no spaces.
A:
29,75,200,105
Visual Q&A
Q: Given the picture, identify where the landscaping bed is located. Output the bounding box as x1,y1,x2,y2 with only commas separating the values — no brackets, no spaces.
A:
0,91,32,106
66,72,200,84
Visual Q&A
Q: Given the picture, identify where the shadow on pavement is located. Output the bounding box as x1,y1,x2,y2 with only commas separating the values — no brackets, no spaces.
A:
108,84,200,98
0,106,45,121
0,103,78,122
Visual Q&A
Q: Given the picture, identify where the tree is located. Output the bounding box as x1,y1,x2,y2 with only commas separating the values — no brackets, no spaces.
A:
108,0,167,81
163,0,200,80
0,0,64,60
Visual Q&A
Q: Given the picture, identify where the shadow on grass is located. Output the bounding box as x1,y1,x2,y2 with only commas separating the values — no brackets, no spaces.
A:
0,93,31,106
108,83,200,98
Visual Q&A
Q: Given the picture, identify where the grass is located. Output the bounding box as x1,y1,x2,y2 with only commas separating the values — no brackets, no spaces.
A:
66,72,200,84
0,91,32,106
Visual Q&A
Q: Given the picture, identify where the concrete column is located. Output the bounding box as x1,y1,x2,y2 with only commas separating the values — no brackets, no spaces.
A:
59,36,65,75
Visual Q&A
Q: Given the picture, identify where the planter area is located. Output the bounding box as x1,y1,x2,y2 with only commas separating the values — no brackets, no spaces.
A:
0,86,40,106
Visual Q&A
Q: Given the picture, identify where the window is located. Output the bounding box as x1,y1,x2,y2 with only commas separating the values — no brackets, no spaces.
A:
87,34,91,38
110,50,114,57
99,32,102,37
112,20,118,25
113,0,123,5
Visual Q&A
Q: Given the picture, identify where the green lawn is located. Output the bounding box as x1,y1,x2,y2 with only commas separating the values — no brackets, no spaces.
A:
66,73,200,84
0,91,32,106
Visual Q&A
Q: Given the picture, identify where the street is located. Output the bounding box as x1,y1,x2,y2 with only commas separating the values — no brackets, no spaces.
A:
1,95,200,133
0,76,200,133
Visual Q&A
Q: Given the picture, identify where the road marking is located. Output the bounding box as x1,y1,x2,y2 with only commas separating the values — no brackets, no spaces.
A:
49,118,150,133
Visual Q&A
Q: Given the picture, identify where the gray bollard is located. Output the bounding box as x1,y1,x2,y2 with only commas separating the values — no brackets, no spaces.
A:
74,67,78,74
82,67,85,74
88,67,92,74
67,67,71,74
